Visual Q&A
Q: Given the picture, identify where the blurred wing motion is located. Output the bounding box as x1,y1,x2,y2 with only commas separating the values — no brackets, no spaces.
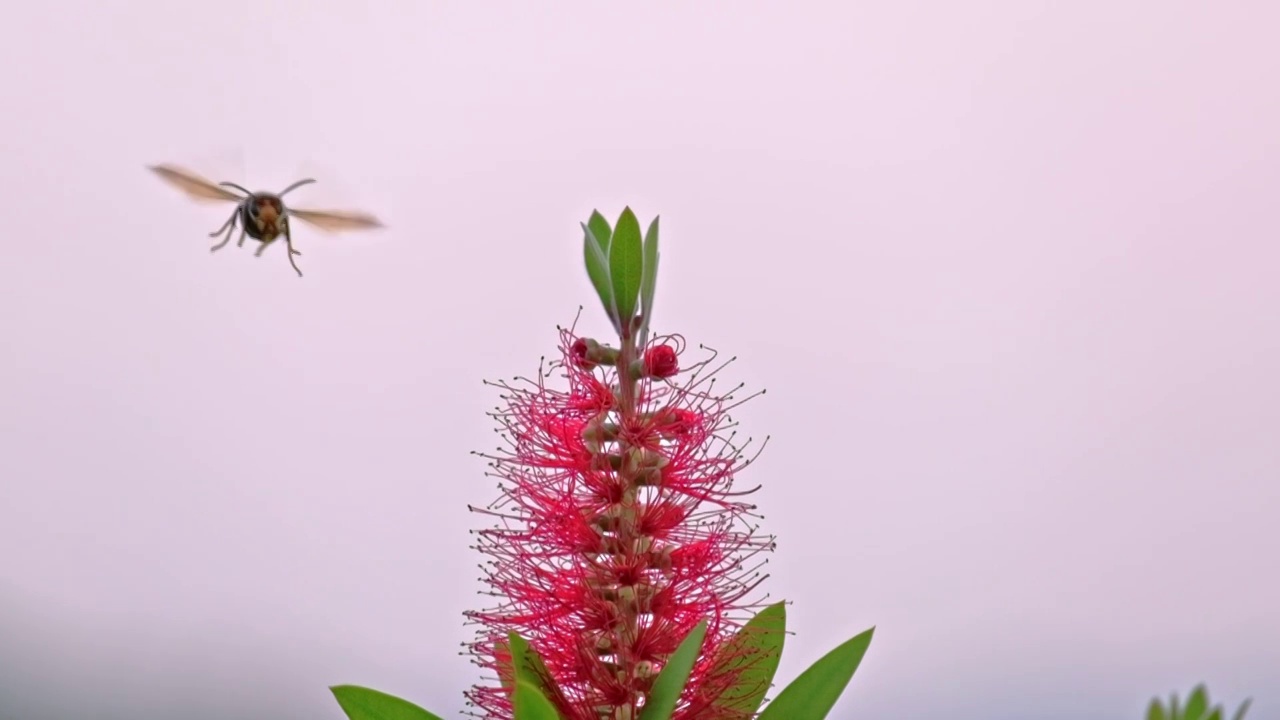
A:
147,164,244,203
288,208,385,233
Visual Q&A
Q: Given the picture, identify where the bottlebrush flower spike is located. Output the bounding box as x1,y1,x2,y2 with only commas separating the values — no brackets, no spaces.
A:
466,322,773,720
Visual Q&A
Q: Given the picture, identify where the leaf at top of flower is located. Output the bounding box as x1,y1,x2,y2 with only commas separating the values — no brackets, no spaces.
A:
637,215,660,348
513,679,562,720
1185,685,1210,720
329,685,446,720
757,626,875,720
608,207,644,334
703,601,786,717
583,221,620,334
637,619,709,720
588,210,613,252
1147,698,1170,720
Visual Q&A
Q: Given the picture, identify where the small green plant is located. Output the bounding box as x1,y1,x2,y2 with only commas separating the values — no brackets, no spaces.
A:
1146,684,1252,720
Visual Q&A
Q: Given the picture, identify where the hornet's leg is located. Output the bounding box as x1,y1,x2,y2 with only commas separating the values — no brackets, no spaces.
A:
283,223,304,278
209,212,239,252
208,210,237,238
237,228,251,248
254,238,275,257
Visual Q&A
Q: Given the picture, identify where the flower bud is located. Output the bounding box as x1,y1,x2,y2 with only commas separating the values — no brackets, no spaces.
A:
571,337,620,369
642,344,679,378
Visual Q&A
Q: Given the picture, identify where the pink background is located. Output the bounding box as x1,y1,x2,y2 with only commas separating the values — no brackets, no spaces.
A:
1,2,1276,718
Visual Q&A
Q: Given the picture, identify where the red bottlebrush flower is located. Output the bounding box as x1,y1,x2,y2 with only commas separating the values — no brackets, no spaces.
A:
466,324,772,720
643,344,679,378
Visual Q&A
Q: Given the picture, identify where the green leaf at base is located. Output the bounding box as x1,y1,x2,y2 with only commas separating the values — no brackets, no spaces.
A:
757,626,875,720
1186,684,1209,720
705,602,786,716
496,632,566,708
330,685,445,720
513,679,562,720
1155,685,1253,720
638,619,709,720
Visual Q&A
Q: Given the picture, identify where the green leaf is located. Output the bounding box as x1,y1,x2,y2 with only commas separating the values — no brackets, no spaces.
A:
608,207,644,333
330,685,446,720
1205,709,1223,720
1185,685,1209,720
513,679,562,720
495,634,566,718
638,619,709,720
582,221,619,333
498,632,564,706
637,215,660,347
705,602,786,716
1231,699,1253,720
494,637,517,695
758,626,875,720
588,210,613,253
1148,699,1170,720
587,210,615,329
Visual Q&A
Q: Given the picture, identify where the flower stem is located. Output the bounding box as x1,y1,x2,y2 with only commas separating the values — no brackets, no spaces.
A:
608,323,646,717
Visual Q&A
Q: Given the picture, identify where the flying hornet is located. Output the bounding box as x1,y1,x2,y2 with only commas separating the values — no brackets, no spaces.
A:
147,163,384,277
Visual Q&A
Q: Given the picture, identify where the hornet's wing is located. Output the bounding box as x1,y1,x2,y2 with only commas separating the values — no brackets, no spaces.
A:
147,164,245,203
287,207,385,233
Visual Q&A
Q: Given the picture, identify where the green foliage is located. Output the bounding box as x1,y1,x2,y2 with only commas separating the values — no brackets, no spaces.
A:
496,632,565,707
1147,684,1251,720
608,207,644,333
582,216,617,334
581,207,660,340
638,620,709,720
705,601,787,716
329,685,445,720
587,210,613,254
757,626,876,720
329,631,568,720
638,215,660,347
513,679,562,720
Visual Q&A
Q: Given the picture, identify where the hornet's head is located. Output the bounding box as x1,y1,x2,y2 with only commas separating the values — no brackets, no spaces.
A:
246,193,286,240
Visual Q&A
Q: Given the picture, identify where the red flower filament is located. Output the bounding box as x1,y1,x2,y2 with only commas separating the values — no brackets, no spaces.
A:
465,325,773,720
